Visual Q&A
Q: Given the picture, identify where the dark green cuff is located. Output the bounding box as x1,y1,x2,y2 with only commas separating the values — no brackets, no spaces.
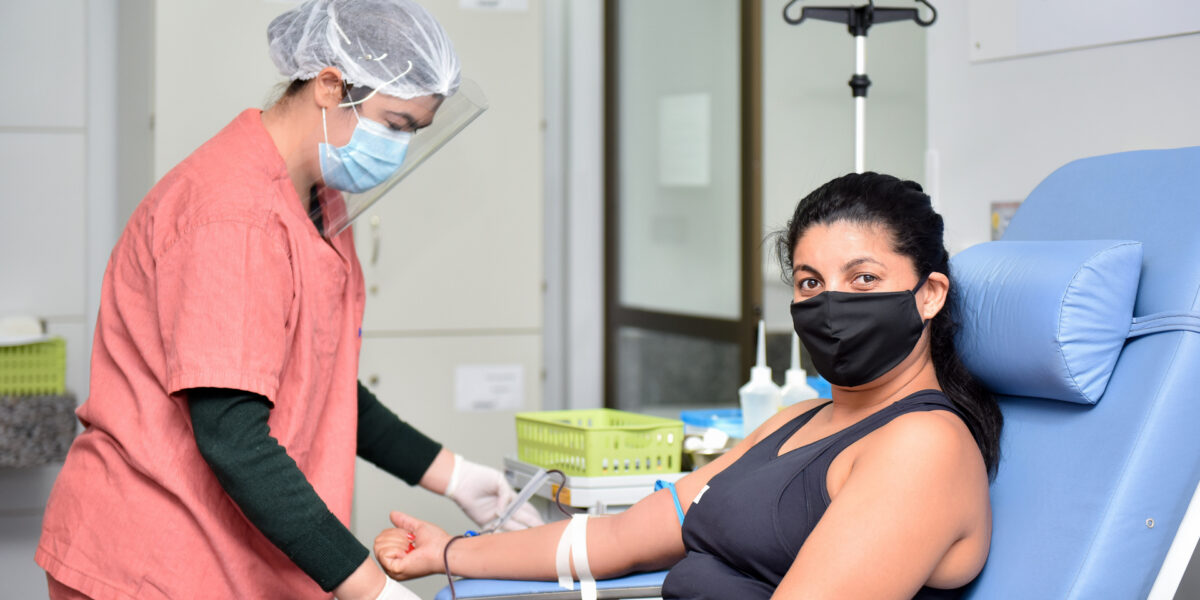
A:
289,510,371,592
356,381,443,485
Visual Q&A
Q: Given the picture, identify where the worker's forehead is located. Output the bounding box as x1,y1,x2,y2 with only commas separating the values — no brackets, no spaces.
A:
366,93,442,119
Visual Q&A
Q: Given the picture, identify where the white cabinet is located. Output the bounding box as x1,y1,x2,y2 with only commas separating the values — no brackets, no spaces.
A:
354,1,545,332
0,133,86,318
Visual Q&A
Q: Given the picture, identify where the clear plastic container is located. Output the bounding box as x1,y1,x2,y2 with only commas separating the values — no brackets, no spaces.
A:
740,380,781,437
739,320,781,437
781,332,820,407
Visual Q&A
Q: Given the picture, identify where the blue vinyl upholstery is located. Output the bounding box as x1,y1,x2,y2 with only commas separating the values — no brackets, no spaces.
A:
433,570,668,600
952,239,1143,405
964,146,1200,598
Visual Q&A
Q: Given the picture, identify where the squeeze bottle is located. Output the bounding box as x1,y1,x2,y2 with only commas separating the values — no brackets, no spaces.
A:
739,320,782,437
780,331,820,407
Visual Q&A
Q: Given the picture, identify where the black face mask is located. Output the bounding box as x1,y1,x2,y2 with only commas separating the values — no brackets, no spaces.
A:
789,275,929,387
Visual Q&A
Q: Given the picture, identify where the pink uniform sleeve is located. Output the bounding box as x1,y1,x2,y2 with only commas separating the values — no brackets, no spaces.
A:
157,219,294,402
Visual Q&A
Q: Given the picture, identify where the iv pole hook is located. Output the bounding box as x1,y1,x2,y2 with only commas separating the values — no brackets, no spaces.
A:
782,0,936,173
783,0,936,30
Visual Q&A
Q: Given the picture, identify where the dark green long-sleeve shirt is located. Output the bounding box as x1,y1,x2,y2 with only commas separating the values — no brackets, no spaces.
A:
188,381,442,591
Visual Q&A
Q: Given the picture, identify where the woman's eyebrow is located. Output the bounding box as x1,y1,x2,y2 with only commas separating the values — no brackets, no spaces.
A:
843,256,884,271
793,263,823,279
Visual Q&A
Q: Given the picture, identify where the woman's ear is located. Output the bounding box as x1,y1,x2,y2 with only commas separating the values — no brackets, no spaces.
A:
311,67,345,109
919,271,950,321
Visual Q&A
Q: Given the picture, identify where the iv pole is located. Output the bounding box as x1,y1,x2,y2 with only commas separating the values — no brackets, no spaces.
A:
783,0,936,173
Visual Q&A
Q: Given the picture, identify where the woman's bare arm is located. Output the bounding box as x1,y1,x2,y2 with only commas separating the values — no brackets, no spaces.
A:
375,401,825,581
379,489,685,581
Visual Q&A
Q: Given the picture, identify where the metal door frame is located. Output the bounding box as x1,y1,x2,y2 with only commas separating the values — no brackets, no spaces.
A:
602,0,764,407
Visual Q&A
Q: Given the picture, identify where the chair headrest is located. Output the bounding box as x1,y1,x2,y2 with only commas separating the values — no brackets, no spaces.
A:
951,240,1142,404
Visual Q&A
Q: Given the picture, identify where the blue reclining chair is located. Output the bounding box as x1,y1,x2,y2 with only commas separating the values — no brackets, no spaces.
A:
437,146,1200,599
956,146,1200,599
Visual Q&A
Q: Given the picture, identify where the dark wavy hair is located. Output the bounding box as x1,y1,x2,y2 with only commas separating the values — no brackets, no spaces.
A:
776,172,1002,478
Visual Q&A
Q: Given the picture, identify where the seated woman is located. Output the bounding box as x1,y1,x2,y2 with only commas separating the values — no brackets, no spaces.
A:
374,172,1003,599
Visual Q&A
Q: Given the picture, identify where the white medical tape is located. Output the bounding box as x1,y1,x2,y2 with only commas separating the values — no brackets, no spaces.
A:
554,517,575,590
569,514,596,600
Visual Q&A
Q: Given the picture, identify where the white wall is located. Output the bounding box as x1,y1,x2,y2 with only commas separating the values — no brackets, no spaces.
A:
561,0,606,411
543,0,606,411
926,4,1200,254
116,0,155,225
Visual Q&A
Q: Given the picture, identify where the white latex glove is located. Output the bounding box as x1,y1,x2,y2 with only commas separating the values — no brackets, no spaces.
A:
373,578,420,600
335,573,419,600
444,454,544,531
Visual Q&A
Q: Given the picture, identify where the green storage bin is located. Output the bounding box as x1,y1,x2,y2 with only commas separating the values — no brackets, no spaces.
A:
516,408,683,477
0,338,66,395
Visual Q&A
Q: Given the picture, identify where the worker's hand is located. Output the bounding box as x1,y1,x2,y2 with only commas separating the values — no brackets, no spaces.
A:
375,511,451,581
444,454,544,531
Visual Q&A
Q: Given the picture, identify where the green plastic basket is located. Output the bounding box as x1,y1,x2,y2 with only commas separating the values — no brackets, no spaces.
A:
515,408,683,477
0,338,66,395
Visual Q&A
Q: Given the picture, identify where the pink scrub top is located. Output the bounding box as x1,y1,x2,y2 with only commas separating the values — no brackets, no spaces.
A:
37,109,366,599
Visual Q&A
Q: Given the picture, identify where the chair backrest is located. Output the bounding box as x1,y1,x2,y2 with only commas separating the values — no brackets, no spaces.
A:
964,147,1200,598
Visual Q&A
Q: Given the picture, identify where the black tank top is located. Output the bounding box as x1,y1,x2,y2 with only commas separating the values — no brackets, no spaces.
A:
662,390,971,599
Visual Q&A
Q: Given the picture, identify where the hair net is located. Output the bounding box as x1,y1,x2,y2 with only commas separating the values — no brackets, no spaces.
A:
268,0,461,100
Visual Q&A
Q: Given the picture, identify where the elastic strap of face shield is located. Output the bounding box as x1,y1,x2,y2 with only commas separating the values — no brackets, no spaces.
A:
554,514,596,600
336,61,414,108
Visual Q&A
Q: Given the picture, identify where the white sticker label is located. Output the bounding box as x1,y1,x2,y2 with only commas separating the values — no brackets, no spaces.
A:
693,484,710,504
455,364,524,412
460,0,528,11
658,93,711,187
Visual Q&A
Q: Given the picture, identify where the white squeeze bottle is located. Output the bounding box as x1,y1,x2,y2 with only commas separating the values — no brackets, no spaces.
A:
740,320,782,437
781,331,819,407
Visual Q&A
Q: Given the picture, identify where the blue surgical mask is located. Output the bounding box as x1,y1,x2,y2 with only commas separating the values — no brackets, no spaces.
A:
319,107,412,194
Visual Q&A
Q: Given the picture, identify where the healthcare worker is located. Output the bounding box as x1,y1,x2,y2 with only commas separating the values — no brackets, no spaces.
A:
35,1,538,599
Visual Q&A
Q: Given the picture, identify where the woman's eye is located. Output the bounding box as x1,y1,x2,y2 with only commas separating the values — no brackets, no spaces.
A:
853,274,878,285
797,278,821,291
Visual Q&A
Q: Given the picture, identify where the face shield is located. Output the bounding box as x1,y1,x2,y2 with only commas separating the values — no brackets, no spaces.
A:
313,77,488,237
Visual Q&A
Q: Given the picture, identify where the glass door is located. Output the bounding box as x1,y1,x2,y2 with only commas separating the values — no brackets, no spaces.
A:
605,0,762,414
